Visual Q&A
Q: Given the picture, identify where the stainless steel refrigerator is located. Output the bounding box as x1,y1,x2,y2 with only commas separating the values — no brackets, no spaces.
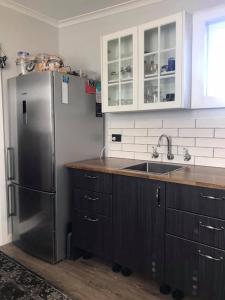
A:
6,71,103,263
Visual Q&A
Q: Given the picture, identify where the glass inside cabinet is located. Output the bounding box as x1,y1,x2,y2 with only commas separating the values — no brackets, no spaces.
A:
142,21,177,105
106,33,135,109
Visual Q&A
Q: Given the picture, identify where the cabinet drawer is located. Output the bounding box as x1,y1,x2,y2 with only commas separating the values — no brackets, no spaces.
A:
73,189,112,217
72,211,112,260
167,209,225,250
167,183,225,219
71,169,112,193
166,234,225,300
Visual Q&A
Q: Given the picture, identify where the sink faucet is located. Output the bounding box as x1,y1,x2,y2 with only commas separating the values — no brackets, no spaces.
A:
157,134,174,160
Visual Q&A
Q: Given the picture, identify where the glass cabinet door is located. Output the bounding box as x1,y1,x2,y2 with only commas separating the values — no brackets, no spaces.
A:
143,27,159,103
159,22,176,103
103,28,137,112
139,14,183,110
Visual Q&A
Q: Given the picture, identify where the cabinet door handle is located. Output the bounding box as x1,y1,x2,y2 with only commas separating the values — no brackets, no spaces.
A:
84,216,99,222
156,187,161,207
84,195,99,201
199,221,224,232
198,250,223,262
84,174,98,180
200,193,225,201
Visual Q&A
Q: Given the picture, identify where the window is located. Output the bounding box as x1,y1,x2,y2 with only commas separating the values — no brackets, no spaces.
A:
192,6,225,108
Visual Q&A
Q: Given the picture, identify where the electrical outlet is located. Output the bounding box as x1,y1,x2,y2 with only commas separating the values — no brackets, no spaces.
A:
112,134,122,142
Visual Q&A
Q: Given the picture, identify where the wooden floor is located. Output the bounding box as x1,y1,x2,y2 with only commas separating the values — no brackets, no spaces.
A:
1,244,189,300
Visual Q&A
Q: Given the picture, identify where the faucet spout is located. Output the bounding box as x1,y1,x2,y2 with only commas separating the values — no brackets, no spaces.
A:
157,134,174,160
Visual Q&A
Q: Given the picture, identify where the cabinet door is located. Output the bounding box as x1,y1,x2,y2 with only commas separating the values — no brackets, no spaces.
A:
138,180,165,282
166,235,199,297
102,27,138,112
166,235,225,300
113,175,165,280
113,175,139,269
139,12,189,110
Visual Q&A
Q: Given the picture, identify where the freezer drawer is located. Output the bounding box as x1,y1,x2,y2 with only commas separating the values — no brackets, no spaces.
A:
9,184,56,263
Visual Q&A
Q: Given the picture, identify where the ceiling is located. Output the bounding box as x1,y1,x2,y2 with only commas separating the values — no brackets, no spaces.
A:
10,0,138,20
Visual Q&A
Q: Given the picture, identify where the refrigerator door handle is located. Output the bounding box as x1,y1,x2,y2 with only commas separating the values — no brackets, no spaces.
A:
22,100,28,125
7,147,15,180
7,184,16,217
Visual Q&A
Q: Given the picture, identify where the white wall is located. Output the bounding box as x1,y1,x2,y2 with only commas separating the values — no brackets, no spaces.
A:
59,0,225,167
0,5,58,245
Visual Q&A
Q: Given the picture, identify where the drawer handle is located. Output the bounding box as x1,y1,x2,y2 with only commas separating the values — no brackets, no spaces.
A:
84,174,98,180
84,216,99,222
199,221,224,232
84,195,99,201
198,250,223,262
200,193,225,201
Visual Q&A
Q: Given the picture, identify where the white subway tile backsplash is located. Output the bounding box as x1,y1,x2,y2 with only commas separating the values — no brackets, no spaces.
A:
179,129,214,138
123,128,147,136
134,152,162,161
214,148,225,158
172,137,195,147
107,115,225,168
109,143,122,151
123,144,147,153
148,128,178,137
148,145,178,155
162,154,195,165
196,118,225,128
109,150,134,159
178,146,213,157
163,119,195,128
195,157,225,168
196,138,225,148
135,136,159,145
135,119,162,129
121,136,135,144
108,129,122,135
111,120,135,129
215,129,225,138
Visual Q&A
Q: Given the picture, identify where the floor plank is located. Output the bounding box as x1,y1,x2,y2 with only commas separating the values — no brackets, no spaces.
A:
0,244,191,300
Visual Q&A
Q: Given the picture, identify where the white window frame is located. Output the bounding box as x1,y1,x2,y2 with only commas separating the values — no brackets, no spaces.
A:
192,5,225,108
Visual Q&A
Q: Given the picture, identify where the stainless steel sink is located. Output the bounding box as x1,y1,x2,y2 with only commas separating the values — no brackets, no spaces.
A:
123,162,182,174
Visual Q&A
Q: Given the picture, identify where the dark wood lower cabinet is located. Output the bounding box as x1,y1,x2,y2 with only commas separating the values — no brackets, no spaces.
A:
166,234,225,300
73,211,112,260
70,168,225,300
113,175,165,282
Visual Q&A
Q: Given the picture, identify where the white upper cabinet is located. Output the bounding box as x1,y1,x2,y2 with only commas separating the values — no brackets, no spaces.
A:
101,27,138,112
101,12,192,112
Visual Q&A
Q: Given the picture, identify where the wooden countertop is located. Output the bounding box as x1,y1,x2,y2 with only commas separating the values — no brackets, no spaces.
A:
65,158,225,190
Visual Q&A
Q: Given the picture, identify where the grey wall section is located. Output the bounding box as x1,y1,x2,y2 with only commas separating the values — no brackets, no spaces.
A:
53,73,103,260
1,5,58,149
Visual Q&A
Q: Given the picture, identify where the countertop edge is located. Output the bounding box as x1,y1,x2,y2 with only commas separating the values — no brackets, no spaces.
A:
65,158,225,191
